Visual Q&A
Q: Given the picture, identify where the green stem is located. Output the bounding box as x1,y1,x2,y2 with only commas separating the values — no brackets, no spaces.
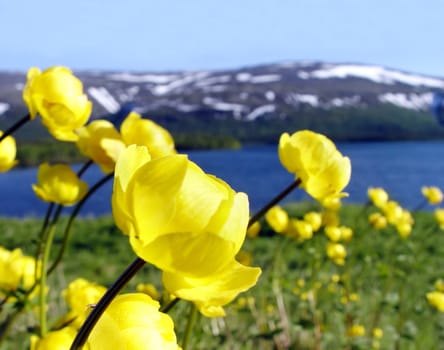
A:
248,178,301,228
181,303,199,350
34,203,55,281
38,205,63,336
70,257,146,349
0,114,31,142
48,173,114,275
0,307,25,345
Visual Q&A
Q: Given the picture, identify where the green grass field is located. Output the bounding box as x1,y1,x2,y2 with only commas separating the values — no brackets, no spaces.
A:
1,202,444,349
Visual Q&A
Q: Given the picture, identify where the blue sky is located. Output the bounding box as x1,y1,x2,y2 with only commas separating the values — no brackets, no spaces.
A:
1,0,443,76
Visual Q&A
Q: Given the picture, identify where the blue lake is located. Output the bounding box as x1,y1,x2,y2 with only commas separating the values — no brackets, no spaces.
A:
1,141,444,217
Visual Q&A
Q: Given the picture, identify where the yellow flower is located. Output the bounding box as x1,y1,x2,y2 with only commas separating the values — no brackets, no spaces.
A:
434,208,444,229
265,205,289,233
347,324,365,337
61,278,106,329
0,131,18,172
23,66,92,141
88,293,180,349
368,212,388,229
321,196,342,210
422,186,443,205
121,112,176,158
325,226,342,242
136,283,160,301
76,119,126,173
113,145,261,316
246,221,261,238
30,327,78,350
383,200,403,224
373,328,384,339
427,291,444,312
326,242,347,266
0,247,36,294
278,130,351,202
368,187,389,208
340,226,353,242
285,219,313,241
322,210,340,227
32,163,88,206
303,211,323,232
434,279,444,292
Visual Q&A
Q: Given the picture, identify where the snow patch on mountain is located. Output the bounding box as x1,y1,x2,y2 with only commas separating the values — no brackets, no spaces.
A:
298,64,444,88
378,92,433,110
151,72,209,96
235,72,281,83
88,87,120,113
0,103,9,115
285,93,319,107
202,97,247,118
245,104,276,121
108,73,178,84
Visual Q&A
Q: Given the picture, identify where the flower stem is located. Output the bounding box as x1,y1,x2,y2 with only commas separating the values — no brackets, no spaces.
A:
48,173,114,275
248,178,301,228
70,257,146,349
34,203,55,281
0,114,31,142
160,297,181,313
38,205,63,336
181,303,199,350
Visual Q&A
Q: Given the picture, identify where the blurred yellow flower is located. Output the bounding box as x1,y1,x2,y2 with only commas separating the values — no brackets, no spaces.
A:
368,212,388,229
23,66,92,141
88,293,180,350
121,112,176,158
265,205,289,233
286,219,313,241
30,326,78,350
321,196,342,210
427,291,444,312
325,226,342,242
326,242,347,266
322,210,340,227
61,278,107,329
303,211,323,232
236,250,253,266
246,221,261,238
0,246,36,295
434,279,444,292
434,208,444,229
368,187,389,208
383,200,403,225
422,186,443,205
136,283,160,301
347,324,365,337
278,130,351,202
32,163,88,206
76,119,126,173
113,145,261,316
372,328,384,339
340,226,353,242
0,131,18,172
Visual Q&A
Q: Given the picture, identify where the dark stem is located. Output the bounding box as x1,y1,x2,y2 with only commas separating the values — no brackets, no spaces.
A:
77,160,94,177
160,297,181,313
0,114,31,142
48,173,114,275
70,257,146,349
247,178,301,228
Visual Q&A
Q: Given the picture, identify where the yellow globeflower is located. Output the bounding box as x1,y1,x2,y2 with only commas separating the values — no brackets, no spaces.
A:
326,242,347,266
427,291,444,312
422,186,443,205
246,221,261,238
23,66,92,141
383,200,403,224
278,130,351,202
121,112,176,158
32,163,88,206
136,283,160,301
76,119,126,173
325,226,342,242
62,278,107,329
265,205,289,233
347,324,366,337
113,145,261,316
368,187,389,208
368,212,388,229
285,219,313,241
0,131,18,172
30,327,77,350
0,247,36,294
434,208,444,229
88,293,180,350
303,211,323,232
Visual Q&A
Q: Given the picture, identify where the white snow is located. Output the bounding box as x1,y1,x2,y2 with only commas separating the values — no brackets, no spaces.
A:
194,75,231,87
235,72,281,83
298,64,444,88
326,95,361,108
199,85,228,93
88,87,120,113
202,97,247,118
378,92,433,110
119,86,140,102
0,103,9,115
245,104,276,121
265,91,275,101
236,73,252,82
15,83,24,91
285,93,319,107
108,73,178,84
151,72,209,96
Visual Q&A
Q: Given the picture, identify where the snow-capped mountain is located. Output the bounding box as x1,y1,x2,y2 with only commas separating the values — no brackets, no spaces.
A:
1,61,444,141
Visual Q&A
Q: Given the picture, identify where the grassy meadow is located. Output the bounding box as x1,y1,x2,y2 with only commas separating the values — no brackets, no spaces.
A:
1,201,444,349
